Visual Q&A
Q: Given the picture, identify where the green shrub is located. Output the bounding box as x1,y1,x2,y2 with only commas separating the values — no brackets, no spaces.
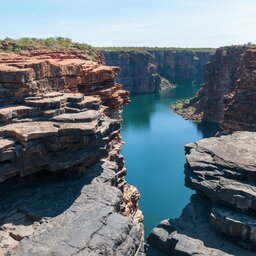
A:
0,37,97,56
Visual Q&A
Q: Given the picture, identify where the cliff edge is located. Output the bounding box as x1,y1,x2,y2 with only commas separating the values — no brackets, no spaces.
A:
0,51,143,256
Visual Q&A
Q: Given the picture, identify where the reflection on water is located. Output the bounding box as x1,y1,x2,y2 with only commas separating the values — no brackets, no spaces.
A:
122,85,219,236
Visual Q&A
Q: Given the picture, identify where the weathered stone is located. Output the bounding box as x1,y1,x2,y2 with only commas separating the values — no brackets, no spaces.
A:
0,51,142,255
185,132,256,213
222,48,256,132
51,110,102,123
0,105,32,123
147,195,255,256
0,161,143,255
210,206,256,243
149,131,256,255
179,46,247,123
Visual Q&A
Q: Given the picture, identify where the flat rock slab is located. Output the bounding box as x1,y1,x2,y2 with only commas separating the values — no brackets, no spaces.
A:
51,110,102,123
0,121,98,142
210,205,256,243
0,122,58,141
0,105,32,123
24,95,70,108
185,131,256,213
186,131,256,173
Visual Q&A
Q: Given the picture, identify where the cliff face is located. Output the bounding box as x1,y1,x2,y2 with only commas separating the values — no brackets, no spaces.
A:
0,51,143,255
147,46,256,256
103,50,211,94
222,48,256,131
149,50,211,85
103,50,161,94
188,46,247,123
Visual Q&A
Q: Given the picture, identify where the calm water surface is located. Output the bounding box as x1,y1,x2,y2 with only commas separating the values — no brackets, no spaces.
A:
121,84,219,236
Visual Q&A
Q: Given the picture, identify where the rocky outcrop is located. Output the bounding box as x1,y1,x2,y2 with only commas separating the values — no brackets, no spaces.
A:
103,50,211,94
103,51,161,94
222,48,256,132
147,132,256,255
0,51,143,255
176,46,247,123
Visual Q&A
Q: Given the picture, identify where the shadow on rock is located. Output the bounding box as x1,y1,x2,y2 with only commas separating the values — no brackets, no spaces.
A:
0,163,104,226
146,194,255,256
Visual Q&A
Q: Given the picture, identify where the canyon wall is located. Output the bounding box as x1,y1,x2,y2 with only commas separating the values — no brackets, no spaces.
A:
103,50,161,94
222,48,256,132
103,50,211,94
186,46,247,123
149,50,211,85
147,47,256,255
0,51,144,255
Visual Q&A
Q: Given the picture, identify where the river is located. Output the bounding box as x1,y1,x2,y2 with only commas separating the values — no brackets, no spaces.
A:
121,84,219,236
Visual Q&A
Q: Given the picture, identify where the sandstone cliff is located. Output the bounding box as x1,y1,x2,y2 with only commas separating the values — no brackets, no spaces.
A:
103,50,211,94
103,50,161,94
0,51,143,255
174,46,247,123
222,48,256,131
149,50,211,85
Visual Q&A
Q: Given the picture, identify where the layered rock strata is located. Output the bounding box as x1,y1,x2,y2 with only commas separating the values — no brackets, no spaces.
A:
222,48,256,132
103,50,211,94
102,51,161,94
174,46,247,123
0,51,143,255
147,132,256,255
149,50,211,85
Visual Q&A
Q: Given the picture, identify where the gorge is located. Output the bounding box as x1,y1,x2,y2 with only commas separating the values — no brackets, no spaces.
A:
0,41,256,256
103,49,212,94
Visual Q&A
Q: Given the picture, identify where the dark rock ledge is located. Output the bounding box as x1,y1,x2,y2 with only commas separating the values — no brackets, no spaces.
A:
147,132,256,255
0,160,143,256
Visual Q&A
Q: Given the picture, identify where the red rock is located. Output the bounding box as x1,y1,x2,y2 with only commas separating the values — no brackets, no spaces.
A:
222,48,256,131
189,46,247,123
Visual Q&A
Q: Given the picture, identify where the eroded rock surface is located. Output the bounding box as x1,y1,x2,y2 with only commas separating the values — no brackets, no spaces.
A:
147,132,256,255
222,48,256,132
179,46,247,123
147,194,254,256
1,160,143,256
0,51,143,255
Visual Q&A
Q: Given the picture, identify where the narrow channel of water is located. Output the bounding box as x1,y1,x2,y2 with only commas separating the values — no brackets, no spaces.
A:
121,84,219,236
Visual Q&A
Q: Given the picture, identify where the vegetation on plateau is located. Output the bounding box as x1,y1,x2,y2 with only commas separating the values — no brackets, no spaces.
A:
0,37,97,56
97,46,216,52
1,38,254,56
98,43,256,52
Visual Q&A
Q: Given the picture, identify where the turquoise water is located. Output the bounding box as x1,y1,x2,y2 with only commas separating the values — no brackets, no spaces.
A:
121,85,219,236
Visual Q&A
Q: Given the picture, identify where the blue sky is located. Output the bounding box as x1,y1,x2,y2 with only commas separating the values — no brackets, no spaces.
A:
1,0,255,47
